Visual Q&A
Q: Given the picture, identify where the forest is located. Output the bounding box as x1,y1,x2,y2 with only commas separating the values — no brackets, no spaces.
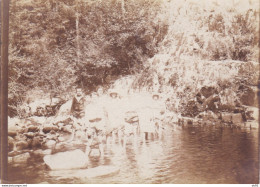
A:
7,0,259,118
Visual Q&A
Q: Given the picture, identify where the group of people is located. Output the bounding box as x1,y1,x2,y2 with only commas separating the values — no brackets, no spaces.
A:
66,86,166,156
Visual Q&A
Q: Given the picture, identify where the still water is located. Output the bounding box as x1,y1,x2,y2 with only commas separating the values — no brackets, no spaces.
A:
8,124,259,184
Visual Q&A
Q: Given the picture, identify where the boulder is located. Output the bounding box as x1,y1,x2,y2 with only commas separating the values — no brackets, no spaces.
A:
231,113,244,124
43,124,59,134
8,130,17,138
31,137,42,149
15,140,29,151
27,125,39,132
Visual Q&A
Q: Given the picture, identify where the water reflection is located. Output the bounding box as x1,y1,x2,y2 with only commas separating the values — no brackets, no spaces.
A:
8,124,259,184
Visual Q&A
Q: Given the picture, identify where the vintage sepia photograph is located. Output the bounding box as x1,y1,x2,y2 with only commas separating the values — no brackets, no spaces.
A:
1,0,259,184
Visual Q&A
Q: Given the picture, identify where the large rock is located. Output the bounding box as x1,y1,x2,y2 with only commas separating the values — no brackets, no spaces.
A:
43,124,59,134
15,140,29,151
8,130,17,138
31,137,42,149
27,125,39,132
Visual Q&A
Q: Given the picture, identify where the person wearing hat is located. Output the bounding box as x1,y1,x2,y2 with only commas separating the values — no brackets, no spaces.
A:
105,88,125,143
151,92,165,138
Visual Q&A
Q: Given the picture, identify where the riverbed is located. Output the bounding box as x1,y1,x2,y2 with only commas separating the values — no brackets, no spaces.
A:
8,123,259,184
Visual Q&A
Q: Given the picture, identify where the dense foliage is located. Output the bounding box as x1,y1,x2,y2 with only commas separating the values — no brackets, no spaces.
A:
9,0,166,108
8,0,259,117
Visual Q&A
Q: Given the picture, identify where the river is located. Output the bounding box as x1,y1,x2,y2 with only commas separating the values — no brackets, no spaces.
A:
8,123,259,184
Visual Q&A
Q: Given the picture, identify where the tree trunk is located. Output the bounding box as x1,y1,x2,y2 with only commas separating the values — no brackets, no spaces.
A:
76,0,80,66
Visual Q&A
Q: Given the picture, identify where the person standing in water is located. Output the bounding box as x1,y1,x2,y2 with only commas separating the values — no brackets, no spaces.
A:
70,87,87,140
85,86,107,156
